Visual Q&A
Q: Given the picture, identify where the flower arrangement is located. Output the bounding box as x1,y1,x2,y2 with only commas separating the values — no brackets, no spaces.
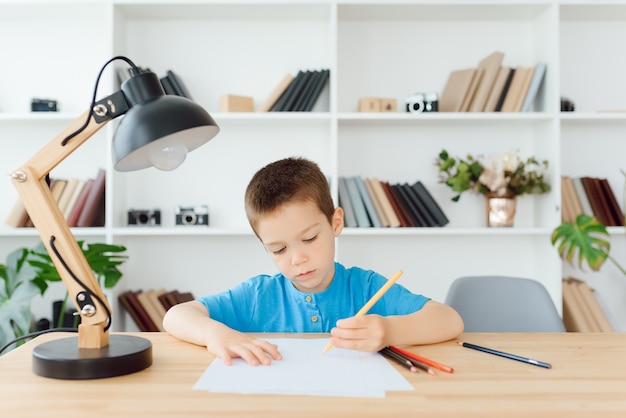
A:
436,149,550,201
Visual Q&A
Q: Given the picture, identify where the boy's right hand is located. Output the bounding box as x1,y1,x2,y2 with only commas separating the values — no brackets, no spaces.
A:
207,327,282,366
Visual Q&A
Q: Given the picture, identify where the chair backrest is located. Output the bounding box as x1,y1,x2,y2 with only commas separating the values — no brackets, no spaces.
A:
445,276,566,332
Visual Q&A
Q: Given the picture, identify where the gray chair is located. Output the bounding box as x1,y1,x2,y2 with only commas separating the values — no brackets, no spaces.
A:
445,276,566,332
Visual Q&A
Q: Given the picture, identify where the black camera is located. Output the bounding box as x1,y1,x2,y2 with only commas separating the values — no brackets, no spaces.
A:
31,98,58,112
128,209,161,226
405,92,438,113
175,205,209,226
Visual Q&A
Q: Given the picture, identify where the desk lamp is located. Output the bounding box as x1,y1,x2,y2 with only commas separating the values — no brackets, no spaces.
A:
10,56,219,379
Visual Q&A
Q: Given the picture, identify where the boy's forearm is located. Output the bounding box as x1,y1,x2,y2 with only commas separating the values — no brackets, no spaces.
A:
162,301,220,347
383,301,464,346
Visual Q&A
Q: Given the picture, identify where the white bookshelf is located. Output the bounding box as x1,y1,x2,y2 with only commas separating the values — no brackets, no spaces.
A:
1,0,625,331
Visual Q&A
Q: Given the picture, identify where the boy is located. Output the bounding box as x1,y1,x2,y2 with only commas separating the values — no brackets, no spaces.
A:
163,157,463,366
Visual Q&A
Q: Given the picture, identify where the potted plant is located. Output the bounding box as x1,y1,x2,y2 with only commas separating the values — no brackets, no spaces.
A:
436,149,550,226
0,241,127,352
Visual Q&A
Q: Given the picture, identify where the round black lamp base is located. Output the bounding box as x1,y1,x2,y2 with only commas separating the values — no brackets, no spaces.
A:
32,335,152,379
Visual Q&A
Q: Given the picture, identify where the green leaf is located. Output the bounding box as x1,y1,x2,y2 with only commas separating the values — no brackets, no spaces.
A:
551,214,610,271
0,247,42,350
27,241,127,289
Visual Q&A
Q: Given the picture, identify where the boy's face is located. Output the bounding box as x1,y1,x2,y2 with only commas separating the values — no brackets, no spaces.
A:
256,200,344,293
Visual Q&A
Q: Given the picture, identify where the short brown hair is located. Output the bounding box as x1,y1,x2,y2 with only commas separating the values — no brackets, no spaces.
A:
245,157,335,232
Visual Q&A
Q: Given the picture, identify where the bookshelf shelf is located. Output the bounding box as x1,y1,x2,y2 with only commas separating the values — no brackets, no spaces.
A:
2,0,625,331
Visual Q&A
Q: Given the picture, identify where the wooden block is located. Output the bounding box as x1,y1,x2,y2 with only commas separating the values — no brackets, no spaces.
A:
220,94,254,112
358,97,381,112
380,98,397,112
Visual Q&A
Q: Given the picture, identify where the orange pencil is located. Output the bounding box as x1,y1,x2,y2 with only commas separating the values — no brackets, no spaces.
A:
321,269,403,355
389,345,454,373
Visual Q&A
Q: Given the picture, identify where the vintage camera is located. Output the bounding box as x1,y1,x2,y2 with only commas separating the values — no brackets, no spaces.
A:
405,92,438,113
175,205,209,226
128,209,161,226
31,98,58,112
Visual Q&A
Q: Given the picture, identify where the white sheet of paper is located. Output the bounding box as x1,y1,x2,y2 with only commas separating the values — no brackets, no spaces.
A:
193,338,414,397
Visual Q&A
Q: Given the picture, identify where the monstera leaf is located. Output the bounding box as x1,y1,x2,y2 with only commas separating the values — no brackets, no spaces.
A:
28,241,127,289
551,214,610,271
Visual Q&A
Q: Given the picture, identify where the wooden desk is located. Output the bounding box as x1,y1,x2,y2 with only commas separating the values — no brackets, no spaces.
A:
1,332,625,417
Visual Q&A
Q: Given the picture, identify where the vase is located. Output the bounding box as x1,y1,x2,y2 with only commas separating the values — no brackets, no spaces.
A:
485,193,516,227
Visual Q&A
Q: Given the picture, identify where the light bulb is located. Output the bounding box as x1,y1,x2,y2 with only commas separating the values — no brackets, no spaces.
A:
148,140,188,171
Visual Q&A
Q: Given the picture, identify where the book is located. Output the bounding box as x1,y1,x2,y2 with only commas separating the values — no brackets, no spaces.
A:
76,168,106,227
572,177,594,216
580,177,612,226
302,69,330,111
158,290,178,311
165,70,193,99
561,278,593,332
459,68,484,112
62,179,86,220
398,183,437,227
411,181,450,227
338,177,357,228
381,181,413,227
560,176,576,224
354,176,381,227
256,73,295,112
137,289,166,332
164,290,195,308
402,183,438,226
438,68,478,112
67,179,94,227
394,183,428,227
55,177,78,216
469,51,505,112
520,62,547,112
574,279,614,332
271,70,307,111
118,290,159,332
283,70,314,111
160,75,177,95
4,198,29,228
363,177,389,227
484,66,511,112
565,176,584,220
367,178,401,228
494,67,516,112
500,66,530,112
562,278,614,332
345,176,372,227
512,66,535,112
598,178,624,226
391,183,424,227
292,70,321,112
147,288,168,319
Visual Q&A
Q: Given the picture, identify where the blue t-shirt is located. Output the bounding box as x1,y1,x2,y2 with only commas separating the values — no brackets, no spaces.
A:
197,262,429,332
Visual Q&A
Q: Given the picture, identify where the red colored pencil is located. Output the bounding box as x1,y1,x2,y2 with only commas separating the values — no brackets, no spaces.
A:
389,345,454,373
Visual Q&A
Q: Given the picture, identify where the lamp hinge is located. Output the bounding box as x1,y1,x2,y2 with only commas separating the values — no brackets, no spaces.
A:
92,90,130,123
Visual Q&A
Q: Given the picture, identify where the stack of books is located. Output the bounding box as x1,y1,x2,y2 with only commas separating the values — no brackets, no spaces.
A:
257,68,330,112
439,51,547,113
4,168,106,228
338,176,449,228
562,277,616,332
560,176,624,227
118,289,195,332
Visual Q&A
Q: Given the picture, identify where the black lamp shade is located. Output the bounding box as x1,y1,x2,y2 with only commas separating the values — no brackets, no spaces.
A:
113,76,219,172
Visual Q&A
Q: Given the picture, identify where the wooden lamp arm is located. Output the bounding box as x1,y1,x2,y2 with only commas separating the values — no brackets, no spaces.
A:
11,110,111,349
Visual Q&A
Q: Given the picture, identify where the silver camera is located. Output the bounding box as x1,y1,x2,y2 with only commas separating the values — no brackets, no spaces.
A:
128,209,161,226
406,92,438,113
175,205,209,226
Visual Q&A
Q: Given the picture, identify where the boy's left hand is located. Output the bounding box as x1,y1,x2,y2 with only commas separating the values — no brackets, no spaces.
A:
328,314,386,352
